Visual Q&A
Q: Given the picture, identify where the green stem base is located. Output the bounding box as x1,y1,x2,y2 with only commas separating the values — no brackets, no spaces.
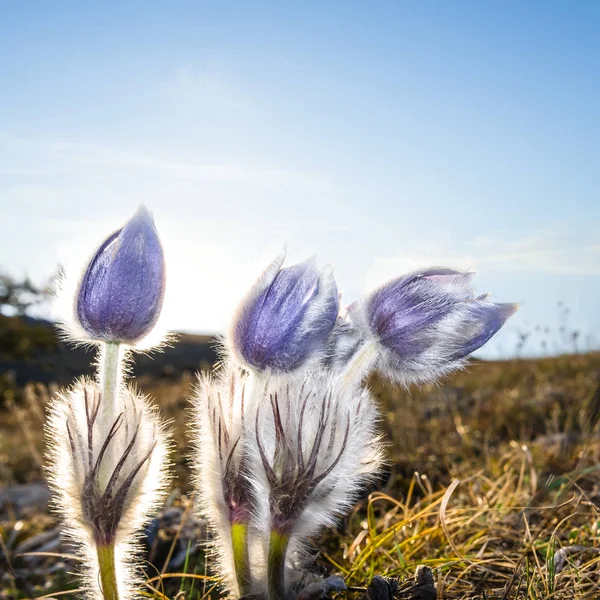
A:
97,543,119,600
231,523,251,596
267,531,289,600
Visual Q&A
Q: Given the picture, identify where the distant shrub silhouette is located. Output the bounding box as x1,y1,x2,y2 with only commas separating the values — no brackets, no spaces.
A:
0,271,57,360
0,272,51,317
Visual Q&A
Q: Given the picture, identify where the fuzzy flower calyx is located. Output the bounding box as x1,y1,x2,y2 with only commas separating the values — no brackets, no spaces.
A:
229,253,339,373
192,368,256,597
244,371,381,600
353,267,518,385
46,379,170,598
251,372,382,539
75,205,166,344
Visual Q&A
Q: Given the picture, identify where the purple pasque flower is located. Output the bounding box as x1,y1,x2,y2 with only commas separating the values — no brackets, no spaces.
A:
229,252,339,372
76,205,165,344
355,268,517,385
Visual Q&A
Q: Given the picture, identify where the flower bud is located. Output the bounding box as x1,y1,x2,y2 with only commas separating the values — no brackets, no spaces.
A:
75,205,165,344
229,253,339,372
354,268,518,385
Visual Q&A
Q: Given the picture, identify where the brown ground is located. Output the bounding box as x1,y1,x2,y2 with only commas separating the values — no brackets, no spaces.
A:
1,352,600,599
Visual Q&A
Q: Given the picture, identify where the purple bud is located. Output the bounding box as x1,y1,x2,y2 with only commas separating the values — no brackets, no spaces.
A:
359,268,517,384
76,206,165,343
230,254,339,372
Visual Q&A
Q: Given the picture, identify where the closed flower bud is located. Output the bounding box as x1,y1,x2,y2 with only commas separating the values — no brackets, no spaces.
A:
353,268,518,385
229,253,339,372
75,205,166,344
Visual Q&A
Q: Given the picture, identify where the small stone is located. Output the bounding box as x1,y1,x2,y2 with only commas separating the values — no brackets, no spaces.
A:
298,575,347,599
408,565,436,600
367,575,399,600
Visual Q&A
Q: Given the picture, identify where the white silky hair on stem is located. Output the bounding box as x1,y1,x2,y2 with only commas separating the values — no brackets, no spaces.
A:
245,370,383,594
191,366,264,598
45,379,171,599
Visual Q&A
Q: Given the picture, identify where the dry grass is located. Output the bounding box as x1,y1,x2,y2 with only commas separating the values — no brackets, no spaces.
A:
1,353,600,599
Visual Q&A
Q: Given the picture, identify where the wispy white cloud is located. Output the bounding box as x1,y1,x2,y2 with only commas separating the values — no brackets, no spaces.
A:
0,167,55,176
0,183,57,204
0,131,333,190
366,229,600,290
162,64,243,109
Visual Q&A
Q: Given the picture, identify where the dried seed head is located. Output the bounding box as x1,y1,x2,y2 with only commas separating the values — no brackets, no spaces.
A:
45,380,171,599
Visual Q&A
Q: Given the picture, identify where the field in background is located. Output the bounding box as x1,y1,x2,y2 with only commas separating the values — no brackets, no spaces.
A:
1,351,600,599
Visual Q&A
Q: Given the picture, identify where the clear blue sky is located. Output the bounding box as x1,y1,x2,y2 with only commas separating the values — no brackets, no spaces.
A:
1,1,599,357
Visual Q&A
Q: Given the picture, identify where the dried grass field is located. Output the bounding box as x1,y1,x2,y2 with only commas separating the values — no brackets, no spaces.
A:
2,352,600,599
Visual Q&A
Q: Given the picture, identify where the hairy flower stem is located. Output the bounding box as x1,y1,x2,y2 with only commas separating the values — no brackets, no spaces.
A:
97,543,119,600
267,530,289,600
342,341,377,385
231,523,251,596
99,342,123,417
